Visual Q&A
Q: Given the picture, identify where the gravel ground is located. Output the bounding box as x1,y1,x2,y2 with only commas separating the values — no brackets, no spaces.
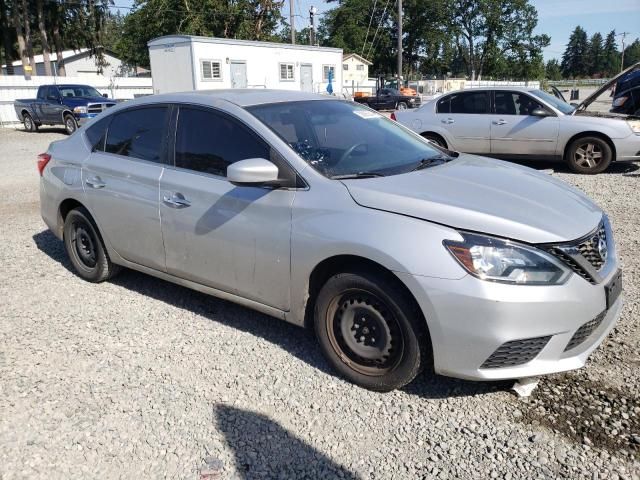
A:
0,126,638,480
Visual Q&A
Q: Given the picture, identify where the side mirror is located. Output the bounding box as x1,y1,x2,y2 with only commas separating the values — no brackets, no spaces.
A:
227,158,280,186
531,108,550,117
103,93,109,98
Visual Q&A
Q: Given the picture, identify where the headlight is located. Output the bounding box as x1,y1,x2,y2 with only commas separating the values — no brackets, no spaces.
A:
73,106,87,114
627,119,640,134
443,233,571,285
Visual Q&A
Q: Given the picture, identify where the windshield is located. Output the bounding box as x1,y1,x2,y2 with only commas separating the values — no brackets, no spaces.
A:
58,86,103,98
529,89,575,114
247,100,447,178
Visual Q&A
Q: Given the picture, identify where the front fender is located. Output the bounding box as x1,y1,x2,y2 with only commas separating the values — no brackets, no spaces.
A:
287,181,466,325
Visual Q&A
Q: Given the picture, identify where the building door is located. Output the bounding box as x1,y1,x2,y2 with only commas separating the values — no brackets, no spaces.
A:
230,61,247,88
300,64,313,92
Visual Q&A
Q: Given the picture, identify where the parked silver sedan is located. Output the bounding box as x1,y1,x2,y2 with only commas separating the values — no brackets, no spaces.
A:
393,86,640,174
38,90,623,391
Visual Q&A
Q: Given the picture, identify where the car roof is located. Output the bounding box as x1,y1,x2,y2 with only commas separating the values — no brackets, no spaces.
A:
441,86,539,95
130,89,335,108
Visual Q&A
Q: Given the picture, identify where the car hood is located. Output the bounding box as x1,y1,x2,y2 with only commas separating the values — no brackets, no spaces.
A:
63,96,113,106
342,155,603,244
575,61,640,114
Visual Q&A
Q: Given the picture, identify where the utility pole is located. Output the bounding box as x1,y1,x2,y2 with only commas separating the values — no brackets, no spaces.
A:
290,0,295,44
309,6,317,46
397,0,402,87
620,32,629,72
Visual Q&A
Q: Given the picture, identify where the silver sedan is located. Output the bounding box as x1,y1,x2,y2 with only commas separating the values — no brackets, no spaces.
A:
393,86,640,174
38,90,623,391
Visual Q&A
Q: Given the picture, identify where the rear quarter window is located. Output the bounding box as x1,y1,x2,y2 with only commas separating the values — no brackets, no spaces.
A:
84,116,111,152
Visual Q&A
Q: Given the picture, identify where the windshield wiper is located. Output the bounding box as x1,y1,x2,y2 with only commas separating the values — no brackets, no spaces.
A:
330,172,386,180
411,155,450,171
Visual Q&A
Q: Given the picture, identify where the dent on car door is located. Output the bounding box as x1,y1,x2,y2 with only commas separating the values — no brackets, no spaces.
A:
82,106,169,271
159,106,294,311
435,91,491,153
490,91,559,157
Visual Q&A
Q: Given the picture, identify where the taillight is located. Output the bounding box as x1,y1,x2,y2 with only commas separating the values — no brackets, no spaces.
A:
37,153,51,176
390,112,397,121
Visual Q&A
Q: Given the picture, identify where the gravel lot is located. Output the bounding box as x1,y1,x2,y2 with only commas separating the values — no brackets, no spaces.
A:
0,126,638,480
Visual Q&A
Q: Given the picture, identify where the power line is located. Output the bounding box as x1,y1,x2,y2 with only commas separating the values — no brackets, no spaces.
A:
366,0,394,60
361,0,378,57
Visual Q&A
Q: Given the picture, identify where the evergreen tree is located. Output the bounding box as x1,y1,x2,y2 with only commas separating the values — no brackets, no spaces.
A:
561,26,589,78
545,58,562,80
623,39,640,69
588,32,604,76
602,30,620,77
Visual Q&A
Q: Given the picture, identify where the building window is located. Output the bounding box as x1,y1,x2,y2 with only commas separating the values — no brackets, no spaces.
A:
343,64,348,71
201,59,222,81
279,63,295,81
323,65,336,81
356,64,364,71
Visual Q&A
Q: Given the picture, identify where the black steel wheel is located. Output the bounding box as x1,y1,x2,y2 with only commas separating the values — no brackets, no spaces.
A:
566,136,612,174
63,207,120,282
314,270,429,391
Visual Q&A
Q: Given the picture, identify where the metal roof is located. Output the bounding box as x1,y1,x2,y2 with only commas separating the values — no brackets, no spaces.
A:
147,35,343,54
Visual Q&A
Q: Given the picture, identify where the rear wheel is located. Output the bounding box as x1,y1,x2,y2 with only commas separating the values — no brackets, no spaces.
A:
23,113,37,132
314,270,428,392
64,114,77,135
421,133,447,149
565,136,612,174
63,207,120,282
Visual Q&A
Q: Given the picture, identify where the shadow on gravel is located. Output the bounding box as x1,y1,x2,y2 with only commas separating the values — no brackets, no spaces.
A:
215,405,359,479
33,228,509,400
517,373,639,460
506,158,640,176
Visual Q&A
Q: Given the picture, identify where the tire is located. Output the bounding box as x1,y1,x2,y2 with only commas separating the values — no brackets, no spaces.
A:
63,114,78,135
63,207,120,282
23,113,37,132
565,136,612,174
421,133,447,149
397,102,408,110
314,270,429,392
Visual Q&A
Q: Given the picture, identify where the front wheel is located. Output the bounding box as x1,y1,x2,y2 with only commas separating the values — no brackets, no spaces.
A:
396,102,408,110
64,114,78,135
565,136,612,174
314,270,428,392
63,207,120,282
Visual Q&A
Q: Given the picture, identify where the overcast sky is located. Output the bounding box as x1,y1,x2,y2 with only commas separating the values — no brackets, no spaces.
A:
113,0,640,61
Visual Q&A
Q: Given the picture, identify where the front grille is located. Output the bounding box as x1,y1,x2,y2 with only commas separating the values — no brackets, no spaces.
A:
544,219,609,285
576,224,607,271
87,103,115,114
564,311,606,351
549,247,594,283
481,336,551,369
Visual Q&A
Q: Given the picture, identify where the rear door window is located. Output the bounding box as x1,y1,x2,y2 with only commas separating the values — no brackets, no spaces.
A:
174,107,270,177
105,107,169,162
438,92,489,114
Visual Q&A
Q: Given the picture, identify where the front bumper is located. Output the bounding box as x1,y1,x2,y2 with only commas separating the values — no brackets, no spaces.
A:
612,134,640,161
397,265,623,381
74,112,100,126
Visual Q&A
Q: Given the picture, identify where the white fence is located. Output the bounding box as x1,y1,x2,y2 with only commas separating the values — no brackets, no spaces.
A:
0,74,153,125
465,80,541,89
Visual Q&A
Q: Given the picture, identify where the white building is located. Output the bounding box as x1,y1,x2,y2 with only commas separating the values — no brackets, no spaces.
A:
342,53,372,86
1,48,133,77
147,35,343,95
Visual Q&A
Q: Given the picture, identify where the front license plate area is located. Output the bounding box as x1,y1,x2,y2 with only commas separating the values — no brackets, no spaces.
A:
605,270,623,310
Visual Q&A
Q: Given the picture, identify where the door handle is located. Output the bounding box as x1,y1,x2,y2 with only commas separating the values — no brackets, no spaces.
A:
85,176,105,189
442,118,455,124
492,119,508,125
163,193,191,208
